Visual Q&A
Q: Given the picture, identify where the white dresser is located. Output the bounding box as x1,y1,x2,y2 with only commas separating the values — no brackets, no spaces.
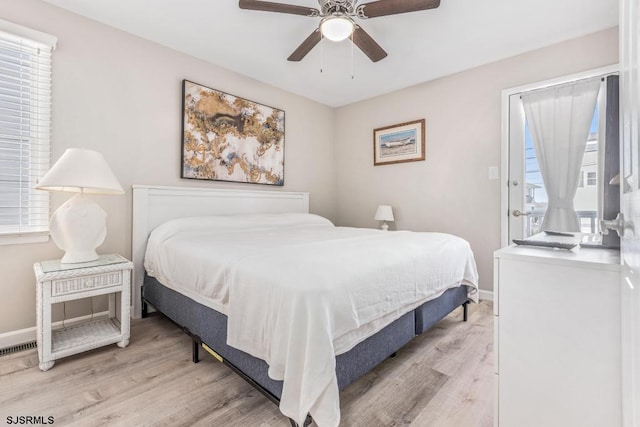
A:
494,243,621,427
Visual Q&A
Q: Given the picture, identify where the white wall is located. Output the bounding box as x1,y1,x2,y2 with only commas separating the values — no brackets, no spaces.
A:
333,27,619,293
0,0,336,334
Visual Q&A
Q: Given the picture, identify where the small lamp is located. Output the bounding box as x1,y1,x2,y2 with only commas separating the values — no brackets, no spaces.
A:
35,148,124,264
374,205,394,231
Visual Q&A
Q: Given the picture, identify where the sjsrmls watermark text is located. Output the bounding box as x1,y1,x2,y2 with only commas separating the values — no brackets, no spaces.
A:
5,416,54,425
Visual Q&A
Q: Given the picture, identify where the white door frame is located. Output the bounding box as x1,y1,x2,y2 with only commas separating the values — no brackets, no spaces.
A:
500,64,620,247
619,0,640,422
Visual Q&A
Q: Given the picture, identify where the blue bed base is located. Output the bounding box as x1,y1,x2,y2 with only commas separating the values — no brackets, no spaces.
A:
142,275,468,425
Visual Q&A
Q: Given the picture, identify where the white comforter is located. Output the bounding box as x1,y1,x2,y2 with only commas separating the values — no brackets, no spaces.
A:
144,213,479,426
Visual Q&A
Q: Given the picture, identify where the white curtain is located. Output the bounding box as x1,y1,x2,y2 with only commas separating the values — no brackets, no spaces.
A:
521,78,601,232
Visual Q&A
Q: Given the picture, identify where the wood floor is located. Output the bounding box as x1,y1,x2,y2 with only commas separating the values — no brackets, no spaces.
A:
0,301,493,427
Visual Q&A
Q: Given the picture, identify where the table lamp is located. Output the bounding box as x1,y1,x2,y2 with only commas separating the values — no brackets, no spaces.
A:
35,148,124,263
374,205,394,231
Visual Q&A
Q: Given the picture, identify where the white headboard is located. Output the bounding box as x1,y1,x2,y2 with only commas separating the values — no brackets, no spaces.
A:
131,185,309,318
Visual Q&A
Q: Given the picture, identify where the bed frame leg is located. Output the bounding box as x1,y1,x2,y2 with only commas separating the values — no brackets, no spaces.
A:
141,301,148,318
192,338,200,364
463,301,469,322
141,287,148,318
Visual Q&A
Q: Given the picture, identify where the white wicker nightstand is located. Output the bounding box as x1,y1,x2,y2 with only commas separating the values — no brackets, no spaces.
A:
34,254,133,371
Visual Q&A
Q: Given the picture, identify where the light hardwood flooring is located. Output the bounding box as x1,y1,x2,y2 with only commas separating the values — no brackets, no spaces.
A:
0,301,493,427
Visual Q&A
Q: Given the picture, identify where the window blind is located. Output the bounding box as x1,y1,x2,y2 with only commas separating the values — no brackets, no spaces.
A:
0,24,55,237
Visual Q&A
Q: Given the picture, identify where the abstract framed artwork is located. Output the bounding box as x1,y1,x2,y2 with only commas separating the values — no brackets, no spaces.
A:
181,80,285,185
373,119,425,166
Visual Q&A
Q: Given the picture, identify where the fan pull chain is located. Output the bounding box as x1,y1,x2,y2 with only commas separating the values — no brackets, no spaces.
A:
320,32,324,73
350,32,355,79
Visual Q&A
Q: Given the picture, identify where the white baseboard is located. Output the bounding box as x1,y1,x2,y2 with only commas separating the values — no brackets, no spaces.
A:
479,290,494,301
0,311,109,350
0,328,36,351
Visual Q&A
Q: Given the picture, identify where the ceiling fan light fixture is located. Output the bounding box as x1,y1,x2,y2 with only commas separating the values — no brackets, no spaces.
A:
320,16,354,42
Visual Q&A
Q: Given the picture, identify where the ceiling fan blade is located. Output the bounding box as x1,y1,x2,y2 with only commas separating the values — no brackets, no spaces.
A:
287,29,322,61
357,0,440,18
352,26,387,62
239,0,320,16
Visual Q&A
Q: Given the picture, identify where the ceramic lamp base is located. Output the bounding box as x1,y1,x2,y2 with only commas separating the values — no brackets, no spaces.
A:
50,194,107,264
380,222,389,231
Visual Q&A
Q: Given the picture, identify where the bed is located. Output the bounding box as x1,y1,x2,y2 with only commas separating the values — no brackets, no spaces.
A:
131,185,479,427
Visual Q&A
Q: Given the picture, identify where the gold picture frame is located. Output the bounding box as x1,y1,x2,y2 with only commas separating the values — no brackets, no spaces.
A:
181,80,285,185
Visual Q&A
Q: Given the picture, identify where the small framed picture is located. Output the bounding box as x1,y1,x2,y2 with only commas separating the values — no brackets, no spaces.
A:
373,119,425,166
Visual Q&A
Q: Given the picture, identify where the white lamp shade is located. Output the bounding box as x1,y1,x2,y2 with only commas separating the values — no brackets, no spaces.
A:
36,148,124,195
320,16,354,42
374,205,394,222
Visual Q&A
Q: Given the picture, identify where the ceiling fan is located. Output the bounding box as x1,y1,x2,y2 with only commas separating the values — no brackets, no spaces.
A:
239,0,441,63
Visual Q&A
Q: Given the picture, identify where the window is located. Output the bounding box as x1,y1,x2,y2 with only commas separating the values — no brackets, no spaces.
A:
0,20,56,244
523,103,600,236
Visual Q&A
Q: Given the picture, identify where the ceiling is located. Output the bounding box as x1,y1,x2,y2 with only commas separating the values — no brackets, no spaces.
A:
42,0,618,107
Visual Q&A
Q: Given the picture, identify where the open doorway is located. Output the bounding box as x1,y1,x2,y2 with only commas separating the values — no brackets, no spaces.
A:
501,66,619,245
